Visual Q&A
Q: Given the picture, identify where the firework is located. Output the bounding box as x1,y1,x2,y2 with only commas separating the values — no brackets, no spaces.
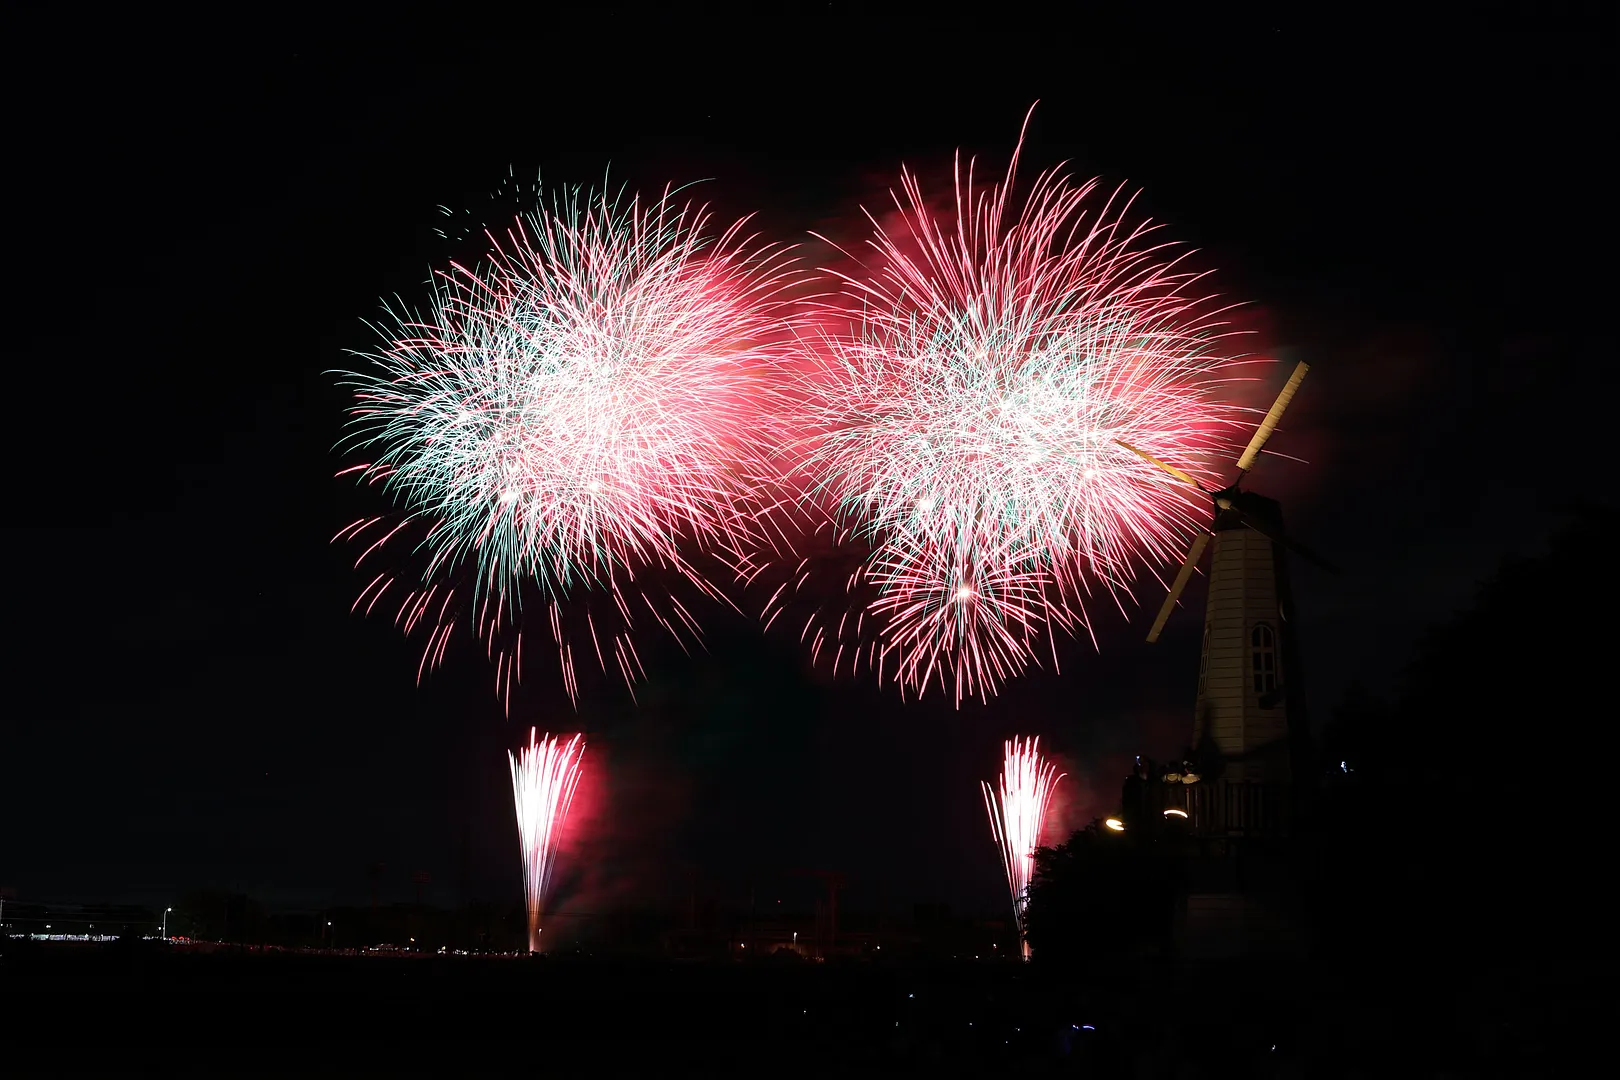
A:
780,105,1250,703
334,179,802,704
982,735,1065,960
509,729,586,953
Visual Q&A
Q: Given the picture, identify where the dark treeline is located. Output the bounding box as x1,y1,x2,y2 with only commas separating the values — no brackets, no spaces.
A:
3,893,1017,961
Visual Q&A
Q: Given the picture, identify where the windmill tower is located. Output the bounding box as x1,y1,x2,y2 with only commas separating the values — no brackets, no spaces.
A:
1119,361,1333,787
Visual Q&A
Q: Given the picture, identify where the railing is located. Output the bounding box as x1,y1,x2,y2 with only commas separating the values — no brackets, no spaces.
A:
1150,780,1291,839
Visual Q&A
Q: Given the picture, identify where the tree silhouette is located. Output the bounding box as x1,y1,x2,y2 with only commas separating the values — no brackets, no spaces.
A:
1311,503,1613,971
1023,819,1185,970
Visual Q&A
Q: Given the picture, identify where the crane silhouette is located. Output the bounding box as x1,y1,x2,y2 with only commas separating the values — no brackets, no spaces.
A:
367,862,386,911
789,868,846,958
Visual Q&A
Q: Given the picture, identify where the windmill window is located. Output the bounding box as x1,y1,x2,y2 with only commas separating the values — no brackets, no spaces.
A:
1251,623,1277,695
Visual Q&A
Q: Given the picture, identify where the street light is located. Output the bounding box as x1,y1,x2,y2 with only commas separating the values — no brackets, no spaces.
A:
1163,807,1188,819
162,907,173,939
1104,817,1125,832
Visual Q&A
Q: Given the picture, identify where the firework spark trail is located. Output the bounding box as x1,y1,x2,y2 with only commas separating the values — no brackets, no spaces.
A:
334,179,804,705
779,104,1252,703
981,735,1065,960
509,729,586,953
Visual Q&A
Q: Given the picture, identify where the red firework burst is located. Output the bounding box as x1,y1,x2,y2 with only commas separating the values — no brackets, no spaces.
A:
335,180,805,708
771,105,1256,703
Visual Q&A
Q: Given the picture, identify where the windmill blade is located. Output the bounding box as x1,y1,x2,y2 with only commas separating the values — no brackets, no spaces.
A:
1234,511,1340,574
1236,361,1310,474
1147,532,1211,643
1113,438,1206,492
1281,536,1340,575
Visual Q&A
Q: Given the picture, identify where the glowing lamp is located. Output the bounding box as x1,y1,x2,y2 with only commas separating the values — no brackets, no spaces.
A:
1104,817,1125,832
1163,807,1188,819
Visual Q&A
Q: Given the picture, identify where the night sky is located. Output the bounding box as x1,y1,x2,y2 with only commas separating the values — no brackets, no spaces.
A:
4,15,1606,917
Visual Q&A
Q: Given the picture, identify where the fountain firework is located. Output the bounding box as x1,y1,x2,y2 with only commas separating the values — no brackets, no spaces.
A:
509,729,586,953
982,735,1065,960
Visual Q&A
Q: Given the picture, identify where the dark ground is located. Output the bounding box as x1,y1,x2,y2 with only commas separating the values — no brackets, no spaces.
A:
1,941,1589,1076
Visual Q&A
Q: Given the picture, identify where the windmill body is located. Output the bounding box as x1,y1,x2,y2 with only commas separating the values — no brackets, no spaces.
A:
1193,491,1299,785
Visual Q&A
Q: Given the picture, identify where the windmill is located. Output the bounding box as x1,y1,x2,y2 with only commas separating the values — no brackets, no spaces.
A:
1117,361,1334,785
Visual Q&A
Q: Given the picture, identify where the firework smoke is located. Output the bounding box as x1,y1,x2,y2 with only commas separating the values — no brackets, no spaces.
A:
779,104,1250,703
509,729,586,953
335,178,803,706
982,735,1065,960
